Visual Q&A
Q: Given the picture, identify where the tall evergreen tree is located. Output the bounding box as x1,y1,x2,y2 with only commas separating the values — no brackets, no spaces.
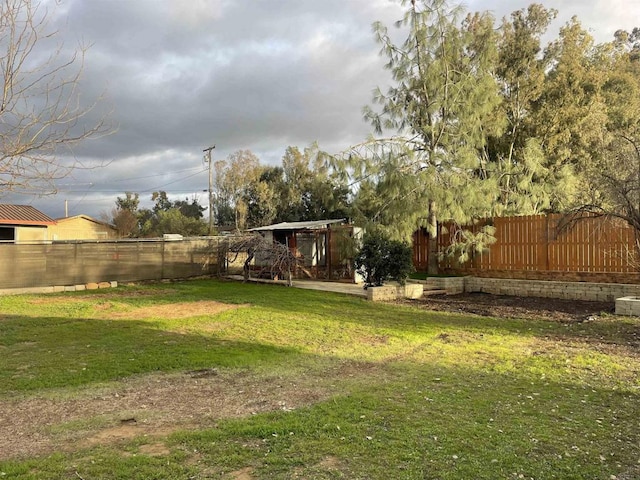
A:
572,27,640,234
488,4,569,215
245,166,283,228
243,145,351,227
340,0,503,271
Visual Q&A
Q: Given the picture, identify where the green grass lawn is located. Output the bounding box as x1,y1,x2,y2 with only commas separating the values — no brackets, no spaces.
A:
0,279,638,479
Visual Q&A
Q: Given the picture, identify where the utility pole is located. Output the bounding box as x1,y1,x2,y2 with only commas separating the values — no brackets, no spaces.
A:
203,145,216,235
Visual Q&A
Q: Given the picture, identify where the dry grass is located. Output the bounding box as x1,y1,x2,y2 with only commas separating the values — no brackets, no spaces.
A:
107,300,244,320
0,362,362,460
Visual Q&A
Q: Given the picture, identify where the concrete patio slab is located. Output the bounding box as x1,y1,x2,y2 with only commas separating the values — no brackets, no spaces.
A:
226,275,367,298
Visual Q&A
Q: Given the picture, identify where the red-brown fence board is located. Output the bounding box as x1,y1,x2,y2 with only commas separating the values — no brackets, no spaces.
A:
413,228,429,271
414,213,639,276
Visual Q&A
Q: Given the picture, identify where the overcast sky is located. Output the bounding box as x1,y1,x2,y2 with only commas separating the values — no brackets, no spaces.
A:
5,0,639,220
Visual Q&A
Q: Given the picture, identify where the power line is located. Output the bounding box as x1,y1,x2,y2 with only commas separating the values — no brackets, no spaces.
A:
54,169,207,194
105,166,205,184
140,170,206,193
56,166,206,188
67,183,95,215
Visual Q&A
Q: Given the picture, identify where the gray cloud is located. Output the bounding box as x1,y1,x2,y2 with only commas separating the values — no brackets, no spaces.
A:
5,0,638,219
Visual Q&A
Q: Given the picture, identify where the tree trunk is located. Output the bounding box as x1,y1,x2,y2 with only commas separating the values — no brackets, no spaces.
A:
243,251,254,281
427,200,439,275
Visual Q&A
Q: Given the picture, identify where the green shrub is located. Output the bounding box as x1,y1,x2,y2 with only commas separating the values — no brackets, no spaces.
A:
354,231,414,287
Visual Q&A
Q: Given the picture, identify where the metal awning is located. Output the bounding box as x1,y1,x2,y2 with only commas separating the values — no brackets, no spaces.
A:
248,219,345,232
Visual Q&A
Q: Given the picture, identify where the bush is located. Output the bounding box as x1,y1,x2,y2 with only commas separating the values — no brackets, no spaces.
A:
354,231,414,287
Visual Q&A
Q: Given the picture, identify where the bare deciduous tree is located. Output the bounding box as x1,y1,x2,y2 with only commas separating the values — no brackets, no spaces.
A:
110,207,138,238
0,0,112,196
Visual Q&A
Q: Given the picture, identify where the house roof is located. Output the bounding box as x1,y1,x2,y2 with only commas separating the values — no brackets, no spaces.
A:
249,219,346,232
54,214,116,229
0,204,56,226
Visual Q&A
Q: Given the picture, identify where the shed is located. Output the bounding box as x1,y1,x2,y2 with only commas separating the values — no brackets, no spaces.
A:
0,204,56,244
49,215,120,241
249,219,362,281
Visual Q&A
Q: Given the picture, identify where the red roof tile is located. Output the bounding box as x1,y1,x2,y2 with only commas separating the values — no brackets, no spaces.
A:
0,204,56,226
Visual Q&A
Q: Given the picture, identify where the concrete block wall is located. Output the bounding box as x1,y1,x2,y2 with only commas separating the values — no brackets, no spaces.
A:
464,277,640,302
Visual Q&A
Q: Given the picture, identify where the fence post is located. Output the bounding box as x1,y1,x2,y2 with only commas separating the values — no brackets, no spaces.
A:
327,227,333,279
544,215,550,271
161,240,165,280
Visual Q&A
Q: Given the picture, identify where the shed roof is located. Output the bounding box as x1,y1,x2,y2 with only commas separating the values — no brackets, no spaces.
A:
0,204,56,226
249,219,346,232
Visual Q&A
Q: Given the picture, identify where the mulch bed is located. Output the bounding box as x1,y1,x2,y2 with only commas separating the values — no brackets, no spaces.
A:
400,292,615,323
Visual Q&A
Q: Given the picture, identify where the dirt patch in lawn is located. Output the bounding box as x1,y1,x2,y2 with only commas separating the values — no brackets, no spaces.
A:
400,292,614,323
107,300,245,320
0,363,366,461
26,297,246,320
27,289,179,304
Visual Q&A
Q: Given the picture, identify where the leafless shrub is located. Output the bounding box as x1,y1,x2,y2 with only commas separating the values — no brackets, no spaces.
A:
227,234,301,285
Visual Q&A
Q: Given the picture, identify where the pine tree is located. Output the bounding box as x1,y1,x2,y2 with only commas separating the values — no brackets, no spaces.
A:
488,4,573,215
338,0,503,272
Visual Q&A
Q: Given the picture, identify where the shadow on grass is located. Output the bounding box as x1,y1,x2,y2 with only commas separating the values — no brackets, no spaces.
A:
0,313,302,394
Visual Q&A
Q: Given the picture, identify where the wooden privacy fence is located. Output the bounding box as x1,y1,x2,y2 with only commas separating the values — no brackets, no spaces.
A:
415,214,640,282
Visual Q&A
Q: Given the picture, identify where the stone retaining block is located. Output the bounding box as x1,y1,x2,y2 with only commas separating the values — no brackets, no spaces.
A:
367,283,424,302
0,281,118,296
615,297,640,316
424,277,465,294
